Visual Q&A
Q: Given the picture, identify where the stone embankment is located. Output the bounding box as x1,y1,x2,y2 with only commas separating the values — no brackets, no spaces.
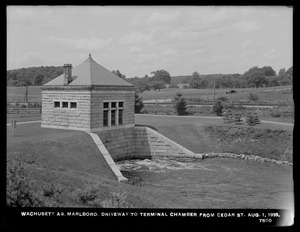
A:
201,152,292,166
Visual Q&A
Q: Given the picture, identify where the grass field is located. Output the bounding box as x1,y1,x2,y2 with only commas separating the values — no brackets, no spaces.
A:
139,85,293,103
7,85,293,104
135,115,293,162
7,122,196,208
6,114,293,208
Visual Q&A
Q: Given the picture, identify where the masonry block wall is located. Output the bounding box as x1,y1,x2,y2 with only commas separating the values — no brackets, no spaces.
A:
41,89,91,130
90,88,135,131
96,127,194,162
96,127,136,161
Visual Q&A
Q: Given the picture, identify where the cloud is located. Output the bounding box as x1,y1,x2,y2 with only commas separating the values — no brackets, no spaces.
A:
234,21,260,33
119,31,152,44
46,36,112,52
7,6,55,26
161,49,178,56
15,52,48,67
129,46,142,53
262,49,281,60
146,10,181,23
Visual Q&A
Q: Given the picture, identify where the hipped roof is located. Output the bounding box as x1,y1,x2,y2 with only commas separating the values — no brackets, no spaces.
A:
44,54,133,87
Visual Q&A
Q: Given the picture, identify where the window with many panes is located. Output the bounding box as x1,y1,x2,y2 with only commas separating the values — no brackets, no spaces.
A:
103,101,124,127
62,102,68,108
54,101,60,108
70,102,77,108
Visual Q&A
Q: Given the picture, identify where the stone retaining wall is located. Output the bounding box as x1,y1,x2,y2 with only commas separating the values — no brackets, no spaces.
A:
202,152,292,166
95,126,201,162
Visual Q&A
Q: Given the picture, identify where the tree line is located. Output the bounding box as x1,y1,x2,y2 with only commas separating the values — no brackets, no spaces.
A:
7,65,292,91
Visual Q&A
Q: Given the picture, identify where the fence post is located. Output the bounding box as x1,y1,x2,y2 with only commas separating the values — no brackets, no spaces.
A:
11,119,17,136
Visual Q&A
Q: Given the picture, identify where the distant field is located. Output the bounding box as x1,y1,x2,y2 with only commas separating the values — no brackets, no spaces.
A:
7,85,293,106
140,86,293,105
7,86,42,102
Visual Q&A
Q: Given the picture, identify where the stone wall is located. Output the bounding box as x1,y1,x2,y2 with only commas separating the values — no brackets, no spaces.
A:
96,127,136,161
90,89,135,131
41,90,91,130
41,87,135,132
95,126,200,162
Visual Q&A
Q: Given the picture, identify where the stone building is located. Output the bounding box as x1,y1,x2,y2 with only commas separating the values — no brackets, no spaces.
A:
41,54,135,132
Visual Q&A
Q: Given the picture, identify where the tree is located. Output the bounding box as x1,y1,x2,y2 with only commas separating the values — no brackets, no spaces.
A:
136,81,150,93
112,70,126,79
34,74,44,86
286,66,293,85
173,92,188,115
244,67,268,88
150,70,171,84
135,92,144,113
278,68,287,78
261,66,276,76
150,81,166,91
189,77,207,89
192,71,200,79
286,66,293,79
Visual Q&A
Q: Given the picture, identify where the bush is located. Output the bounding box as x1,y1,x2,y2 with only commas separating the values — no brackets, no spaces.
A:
234,113,243,123
246,112,261,126
74,187,98,205
101,191,133,208
135,92,144,113
213,101,223,116
168,83,179,88
173,92,188,115
6,159,43,207
248,92,259,102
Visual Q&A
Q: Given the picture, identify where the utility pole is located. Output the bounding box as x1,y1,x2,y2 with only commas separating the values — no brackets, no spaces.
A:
24,84,28,102
213,76,216,106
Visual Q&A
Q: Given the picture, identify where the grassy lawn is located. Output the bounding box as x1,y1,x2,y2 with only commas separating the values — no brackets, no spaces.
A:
6,122,203,208
6,113,293,208
135,114,293,162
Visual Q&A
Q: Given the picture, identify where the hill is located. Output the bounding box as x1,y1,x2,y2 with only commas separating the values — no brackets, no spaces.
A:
7,66,64,86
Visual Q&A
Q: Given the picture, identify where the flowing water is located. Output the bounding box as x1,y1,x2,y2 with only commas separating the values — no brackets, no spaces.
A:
117,156,294,209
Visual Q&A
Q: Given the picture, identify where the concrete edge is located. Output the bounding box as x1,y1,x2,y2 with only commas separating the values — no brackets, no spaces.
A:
145,127,203,159
87,132,128,183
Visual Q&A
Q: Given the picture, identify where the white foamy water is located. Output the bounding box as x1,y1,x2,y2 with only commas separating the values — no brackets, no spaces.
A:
117,157,214,173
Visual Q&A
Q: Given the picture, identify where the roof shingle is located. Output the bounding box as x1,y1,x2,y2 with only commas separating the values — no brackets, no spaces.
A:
44,54,133,87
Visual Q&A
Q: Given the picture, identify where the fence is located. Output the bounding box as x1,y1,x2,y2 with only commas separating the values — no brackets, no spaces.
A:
7,102,41,115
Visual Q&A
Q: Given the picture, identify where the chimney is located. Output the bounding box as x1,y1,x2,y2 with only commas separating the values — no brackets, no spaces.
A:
63,64,72,85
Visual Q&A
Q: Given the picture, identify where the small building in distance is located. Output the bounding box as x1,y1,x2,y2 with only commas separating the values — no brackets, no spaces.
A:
41,54,135,132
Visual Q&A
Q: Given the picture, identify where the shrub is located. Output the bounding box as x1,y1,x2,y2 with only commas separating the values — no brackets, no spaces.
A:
213,101,223,116
246,112,261,126
168,83,179,88
217,96,229,102
234,113,243,124
6,159,43,207
248,92,259,102
135,92,144,113
173,92,188,115
222,110,230,123
101,191,133,208
74,187,98,205
42,182,63,198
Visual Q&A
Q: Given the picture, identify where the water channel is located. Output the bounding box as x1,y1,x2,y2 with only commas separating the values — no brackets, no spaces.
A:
117,156,293,209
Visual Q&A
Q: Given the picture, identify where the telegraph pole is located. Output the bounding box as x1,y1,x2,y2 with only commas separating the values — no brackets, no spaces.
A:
213,76,216,106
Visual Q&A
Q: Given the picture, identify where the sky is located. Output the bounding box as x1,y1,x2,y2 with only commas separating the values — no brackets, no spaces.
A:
7,6,293,77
